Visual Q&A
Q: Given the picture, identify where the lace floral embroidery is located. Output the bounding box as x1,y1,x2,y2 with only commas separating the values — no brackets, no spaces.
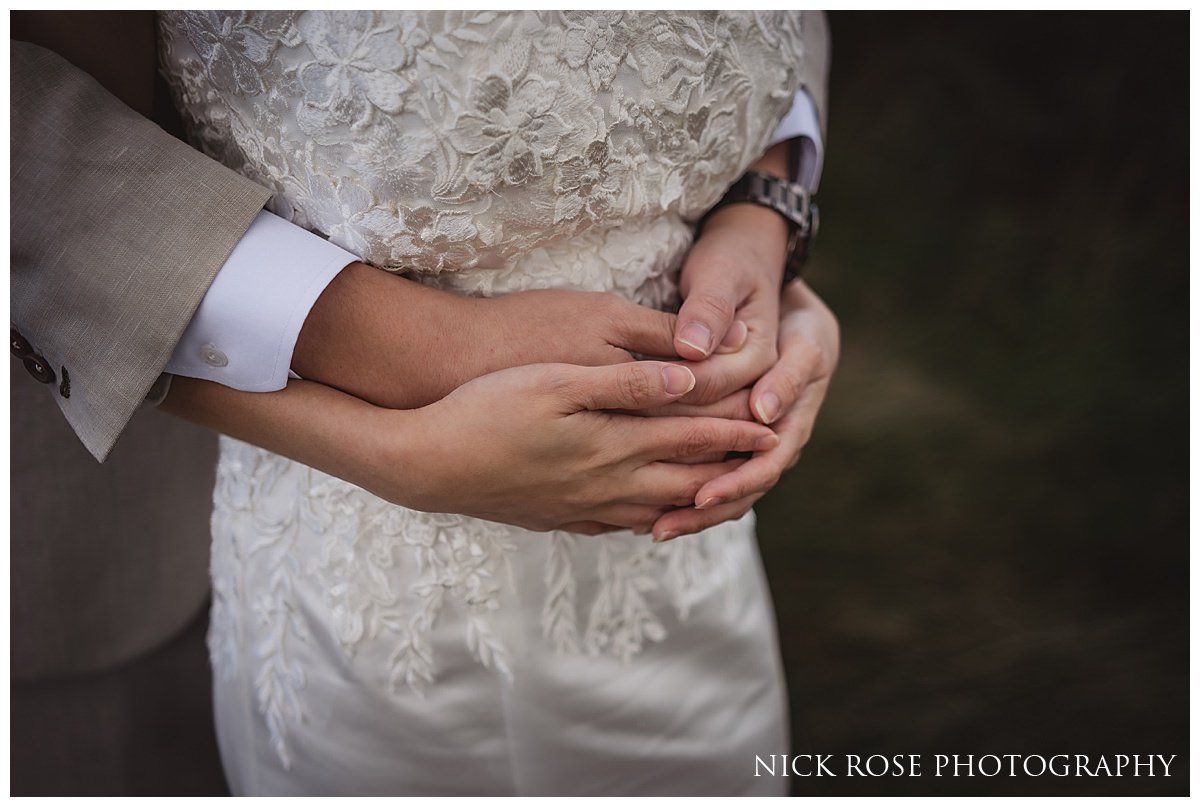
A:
158,10,805,275
210,438,750,767
164,9,806,770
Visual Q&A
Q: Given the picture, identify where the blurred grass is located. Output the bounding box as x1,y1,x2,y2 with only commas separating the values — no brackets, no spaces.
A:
755,12,1187,796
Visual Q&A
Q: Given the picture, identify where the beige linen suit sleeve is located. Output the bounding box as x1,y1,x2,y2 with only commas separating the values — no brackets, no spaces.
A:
802,11,831,141
11,41,272,462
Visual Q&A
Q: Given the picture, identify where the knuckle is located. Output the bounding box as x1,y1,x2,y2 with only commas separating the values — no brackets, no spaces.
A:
689,290,737,325
797,341,823,373
778,365,806,401
731,477,756,500
756,339,779,366
785,451,802,471
673,474,707,506
597,292,626,327
688,369,727,405
620,366,655,401
604,345,634,365
592,291,623,314
657,310,679,340
540,366,577,397
677,423,715,456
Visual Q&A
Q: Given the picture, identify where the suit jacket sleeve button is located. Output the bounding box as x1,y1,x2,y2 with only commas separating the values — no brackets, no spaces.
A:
24,354,55,384
10,329,31,358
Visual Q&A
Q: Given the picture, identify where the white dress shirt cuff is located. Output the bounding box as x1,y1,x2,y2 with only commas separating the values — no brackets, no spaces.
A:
767,88,825,191
165,210,358,392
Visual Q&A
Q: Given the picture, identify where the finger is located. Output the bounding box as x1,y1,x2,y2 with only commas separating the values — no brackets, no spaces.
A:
681,344,774,406
557,521,621,536
608,300,680,358
650,493,763,543
691,398,820,507
584,503,670,532
671,452,731,466
714,319,749,354
628,415,778,462
626,389,754,421
748,335,827,425
674,267,743,360
691,447,789,510
552,361,696,412
628,458,747,506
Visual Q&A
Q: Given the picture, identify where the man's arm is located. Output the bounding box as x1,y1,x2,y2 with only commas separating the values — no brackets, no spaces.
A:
11,29,682,460
668,9,831,374
10,40,270,461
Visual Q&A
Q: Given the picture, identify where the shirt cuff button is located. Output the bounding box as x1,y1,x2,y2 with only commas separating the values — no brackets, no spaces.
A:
200,343,228,368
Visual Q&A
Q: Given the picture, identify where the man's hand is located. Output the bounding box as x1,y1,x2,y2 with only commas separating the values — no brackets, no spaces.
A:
293,262,680,411
671,204,786,406
650,280,839,542
671,139,794,405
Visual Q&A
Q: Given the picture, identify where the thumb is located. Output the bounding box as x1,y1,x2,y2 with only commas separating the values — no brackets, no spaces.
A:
675,267,743,361
557,362,696,412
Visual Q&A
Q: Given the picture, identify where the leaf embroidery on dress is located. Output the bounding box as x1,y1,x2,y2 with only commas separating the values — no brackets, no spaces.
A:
541,532,581,654
163,9,808,771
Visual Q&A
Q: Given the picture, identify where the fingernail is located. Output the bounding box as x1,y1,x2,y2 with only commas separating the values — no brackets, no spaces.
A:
677,322,713,356
697,496,723,510
662,365,696,395
755,391,782,424
716,320,749,354
754,433,781,451
653,530,679,543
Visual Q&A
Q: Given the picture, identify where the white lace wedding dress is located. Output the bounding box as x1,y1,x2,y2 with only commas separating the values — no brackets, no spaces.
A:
158,11,810,795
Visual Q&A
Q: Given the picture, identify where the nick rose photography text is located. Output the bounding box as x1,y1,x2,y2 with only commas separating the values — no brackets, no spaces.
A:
754,754,1178,778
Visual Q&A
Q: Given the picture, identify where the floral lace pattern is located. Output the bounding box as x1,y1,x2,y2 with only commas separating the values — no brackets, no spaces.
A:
161,11,804,769
158,11,805,278
211,437,752,768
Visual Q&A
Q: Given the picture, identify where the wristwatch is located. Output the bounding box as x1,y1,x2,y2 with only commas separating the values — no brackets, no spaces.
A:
699,170,819,286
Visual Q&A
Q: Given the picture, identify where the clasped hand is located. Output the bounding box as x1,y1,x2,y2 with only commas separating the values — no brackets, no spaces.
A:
217,194,841,544
376,206,839,542
167,215,839,544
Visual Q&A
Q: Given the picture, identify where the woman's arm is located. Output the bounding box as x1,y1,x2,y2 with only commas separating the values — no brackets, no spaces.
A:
162,361,779,534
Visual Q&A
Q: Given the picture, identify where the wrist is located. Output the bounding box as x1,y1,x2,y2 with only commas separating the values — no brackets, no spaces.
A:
352,403,433,509
695,204,789,287
294,262,481,409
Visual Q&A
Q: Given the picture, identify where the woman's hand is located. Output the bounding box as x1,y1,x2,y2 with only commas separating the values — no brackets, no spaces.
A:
393,361,779,533
650,279,840,542
163,361,779,536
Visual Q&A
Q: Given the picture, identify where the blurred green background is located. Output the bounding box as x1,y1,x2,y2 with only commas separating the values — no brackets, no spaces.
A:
756,11,1188,796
